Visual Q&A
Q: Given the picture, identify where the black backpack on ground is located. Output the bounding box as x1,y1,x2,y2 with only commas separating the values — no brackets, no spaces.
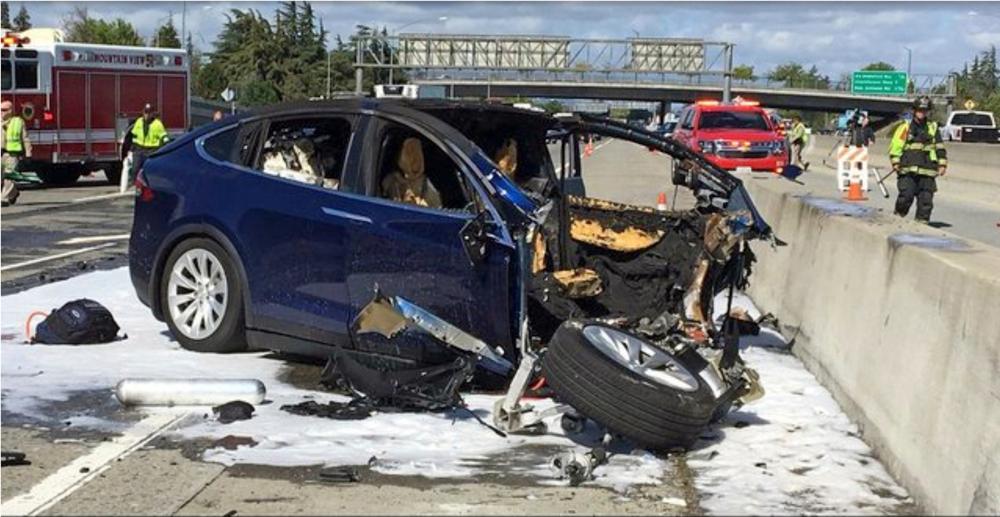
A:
33,299,121,345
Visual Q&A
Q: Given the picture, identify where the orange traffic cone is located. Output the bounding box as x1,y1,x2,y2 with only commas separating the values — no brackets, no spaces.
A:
845,179,867,201
656,192,668,211
584,137,594,157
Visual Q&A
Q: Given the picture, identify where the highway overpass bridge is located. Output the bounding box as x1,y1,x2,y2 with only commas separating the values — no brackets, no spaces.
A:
354,33,955,117
411,79,926,116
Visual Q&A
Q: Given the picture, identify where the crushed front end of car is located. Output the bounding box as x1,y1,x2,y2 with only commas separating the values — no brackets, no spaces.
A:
340,106,771,450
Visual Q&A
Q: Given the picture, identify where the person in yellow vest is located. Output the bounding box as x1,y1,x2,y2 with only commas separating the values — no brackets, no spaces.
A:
125,103,169,184
789,115,809,170
1,100,31,206
889,97,947,223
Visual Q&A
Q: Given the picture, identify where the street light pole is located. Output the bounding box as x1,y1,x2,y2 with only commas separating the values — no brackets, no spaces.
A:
904,46,912,79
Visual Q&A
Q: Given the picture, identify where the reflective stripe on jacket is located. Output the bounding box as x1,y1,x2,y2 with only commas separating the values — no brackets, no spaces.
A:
131,117,169,149
4,116,24,153
889,120,947,176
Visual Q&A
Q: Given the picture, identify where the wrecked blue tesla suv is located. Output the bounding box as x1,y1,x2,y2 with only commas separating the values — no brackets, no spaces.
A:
129,99,770,449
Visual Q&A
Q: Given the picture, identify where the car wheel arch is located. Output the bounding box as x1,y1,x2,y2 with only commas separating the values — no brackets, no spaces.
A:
150,223,253,327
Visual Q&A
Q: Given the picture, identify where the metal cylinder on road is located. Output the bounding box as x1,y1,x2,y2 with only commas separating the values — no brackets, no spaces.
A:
115,378,266,406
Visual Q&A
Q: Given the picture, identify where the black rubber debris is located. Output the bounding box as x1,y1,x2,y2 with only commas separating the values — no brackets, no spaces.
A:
2,451,31,467
279,400,372,420
318,465,362,483
213,401,255,424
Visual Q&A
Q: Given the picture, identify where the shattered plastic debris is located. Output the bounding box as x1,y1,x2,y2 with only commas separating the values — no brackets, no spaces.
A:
280,400,373,420
318,465,362,483
551,268,603,298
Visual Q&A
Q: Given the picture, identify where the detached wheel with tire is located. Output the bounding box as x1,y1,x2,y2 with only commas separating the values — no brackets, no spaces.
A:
161,238,248,353
542,321,718,450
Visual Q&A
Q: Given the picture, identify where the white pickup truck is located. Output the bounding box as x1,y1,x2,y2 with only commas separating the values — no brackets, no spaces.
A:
941,110,1000,143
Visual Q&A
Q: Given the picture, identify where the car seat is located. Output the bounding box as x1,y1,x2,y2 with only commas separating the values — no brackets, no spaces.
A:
380,137,442,208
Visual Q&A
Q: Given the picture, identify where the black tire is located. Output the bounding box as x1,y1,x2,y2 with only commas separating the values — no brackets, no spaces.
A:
542,321,718,450
104,163,123,186
160,238,248,353
36,165,82,186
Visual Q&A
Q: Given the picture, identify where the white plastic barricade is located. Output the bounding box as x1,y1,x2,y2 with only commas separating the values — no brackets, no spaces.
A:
836,145,870,191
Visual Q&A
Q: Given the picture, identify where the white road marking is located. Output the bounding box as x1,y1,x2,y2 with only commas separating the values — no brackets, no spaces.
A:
56,234,131,246
2,412,188,516
71,192,131,204
0,243,118,272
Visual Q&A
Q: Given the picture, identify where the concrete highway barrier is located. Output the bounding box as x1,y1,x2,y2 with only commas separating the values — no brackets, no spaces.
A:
742,175,1000,515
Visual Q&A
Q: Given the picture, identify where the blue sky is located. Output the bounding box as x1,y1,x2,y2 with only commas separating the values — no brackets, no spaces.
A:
10,1,1000,77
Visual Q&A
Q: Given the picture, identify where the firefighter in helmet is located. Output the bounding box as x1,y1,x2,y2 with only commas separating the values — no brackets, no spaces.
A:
1,100,31,206
889,96,947,223
125,103,169,184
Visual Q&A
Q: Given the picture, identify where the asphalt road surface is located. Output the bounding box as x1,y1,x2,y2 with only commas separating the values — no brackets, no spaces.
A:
1,176,133,294
0,140,926,515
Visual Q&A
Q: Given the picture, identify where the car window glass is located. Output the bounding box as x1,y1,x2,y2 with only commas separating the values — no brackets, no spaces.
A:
950,113,992,126
13,60,37,89
698,111,770,130
681,109,694,129
256,116,353,191
373,122,473,212
1,61,11,91
203,127,239,161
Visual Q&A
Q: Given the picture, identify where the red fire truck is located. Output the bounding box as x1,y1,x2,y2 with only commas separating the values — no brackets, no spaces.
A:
2,28,189,185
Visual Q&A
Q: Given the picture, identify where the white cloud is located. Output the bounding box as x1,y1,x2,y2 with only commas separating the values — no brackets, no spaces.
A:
10,1,994,76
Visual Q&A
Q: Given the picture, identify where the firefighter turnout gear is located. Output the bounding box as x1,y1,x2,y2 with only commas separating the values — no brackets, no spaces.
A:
889,114,947,222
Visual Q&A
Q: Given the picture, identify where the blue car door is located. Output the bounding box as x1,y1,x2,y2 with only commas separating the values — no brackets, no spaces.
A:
345,115,518,352
207,113,368,347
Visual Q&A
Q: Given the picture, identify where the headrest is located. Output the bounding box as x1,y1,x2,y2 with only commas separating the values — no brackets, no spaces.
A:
397,137,425,178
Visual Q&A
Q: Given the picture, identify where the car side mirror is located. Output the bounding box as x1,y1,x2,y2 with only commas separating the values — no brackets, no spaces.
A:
459,210,492,265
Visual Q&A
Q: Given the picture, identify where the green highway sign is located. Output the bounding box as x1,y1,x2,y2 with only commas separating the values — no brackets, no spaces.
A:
852,71,909,95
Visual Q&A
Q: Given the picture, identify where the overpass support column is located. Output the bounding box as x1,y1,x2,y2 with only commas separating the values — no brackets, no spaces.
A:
658,101,667,124
723,43,734,103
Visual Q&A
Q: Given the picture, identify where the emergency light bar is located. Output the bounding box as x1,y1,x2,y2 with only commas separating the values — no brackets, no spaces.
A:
2,34,29,47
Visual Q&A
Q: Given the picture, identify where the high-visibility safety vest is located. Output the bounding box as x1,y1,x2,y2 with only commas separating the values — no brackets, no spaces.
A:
889,120,947,176
131,117,169,149
4,116,25,153
790,122,808,144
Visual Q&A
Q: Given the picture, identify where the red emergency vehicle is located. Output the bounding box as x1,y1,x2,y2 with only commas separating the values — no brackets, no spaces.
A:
673,100,788,174
2,28,188,185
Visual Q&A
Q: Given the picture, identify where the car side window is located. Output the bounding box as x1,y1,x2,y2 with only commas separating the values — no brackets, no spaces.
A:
203,127,239,161
370,121,473,212
681,109,694,130
254,116,354,191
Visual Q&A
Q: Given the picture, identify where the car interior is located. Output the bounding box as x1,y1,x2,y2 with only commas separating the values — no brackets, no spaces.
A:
257,117,352,190
376,124,473,211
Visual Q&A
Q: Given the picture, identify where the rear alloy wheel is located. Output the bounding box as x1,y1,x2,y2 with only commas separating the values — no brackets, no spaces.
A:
542,321,718,450
161,238,247,353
